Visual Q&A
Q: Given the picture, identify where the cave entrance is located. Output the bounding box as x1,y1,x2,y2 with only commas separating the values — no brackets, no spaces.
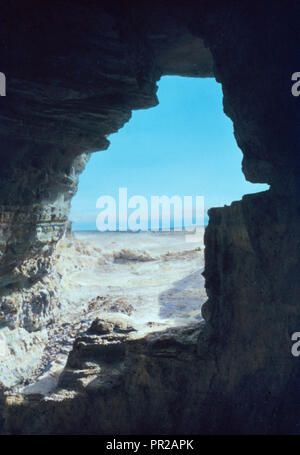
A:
59,76,268,339
18,76,269,395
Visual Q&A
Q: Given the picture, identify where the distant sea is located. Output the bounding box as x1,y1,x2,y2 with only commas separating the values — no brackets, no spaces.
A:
71,217,210,232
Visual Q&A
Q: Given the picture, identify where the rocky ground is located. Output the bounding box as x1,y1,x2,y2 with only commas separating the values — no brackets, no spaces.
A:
0,230,206,395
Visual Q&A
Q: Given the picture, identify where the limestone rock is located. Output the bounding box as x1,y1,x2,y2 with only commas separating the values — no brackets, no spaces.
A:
0,0,298,435
87,317,137,336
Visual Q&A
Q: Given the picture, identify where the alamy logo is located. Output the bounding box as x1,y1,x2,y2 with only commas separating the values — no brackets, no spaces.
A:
291,72,300,97
0,333,7,357
96,188,204,243
0,73,6,96
291,332,300,357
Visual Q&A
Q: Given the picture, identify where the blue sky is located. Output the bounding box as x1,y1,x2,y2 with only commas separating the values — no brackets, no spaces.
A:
70,76,268,231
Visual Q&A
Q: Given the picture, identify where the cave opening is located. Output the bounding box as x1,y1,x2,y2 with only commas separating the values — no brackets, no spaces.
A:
2,75,270,397
60,75,269,338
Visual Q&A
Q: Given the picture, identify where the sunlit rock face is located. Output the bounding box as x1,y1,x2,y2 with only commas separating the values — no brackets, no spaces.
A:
0,0,299,435
0,153,89,292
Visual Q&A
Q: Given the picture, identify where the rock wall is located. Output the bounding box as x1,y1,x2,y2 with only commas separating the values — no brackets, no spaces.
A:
201,192,300,433
0,0,299,434
0,0,213,325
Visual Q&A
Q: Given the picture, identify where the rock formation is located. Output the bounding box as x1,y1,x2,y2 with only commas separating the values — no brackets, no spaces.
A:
0,0,299,434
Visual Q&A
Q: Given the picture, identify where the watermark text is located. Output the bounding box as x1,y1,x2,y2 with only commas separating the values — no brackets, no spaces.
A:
0,73,6,96
96,188,204,243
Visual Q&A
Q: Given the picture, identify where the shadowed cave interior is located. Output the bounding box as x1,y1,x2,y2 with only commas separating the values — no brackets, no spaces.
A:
0,0,299,434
